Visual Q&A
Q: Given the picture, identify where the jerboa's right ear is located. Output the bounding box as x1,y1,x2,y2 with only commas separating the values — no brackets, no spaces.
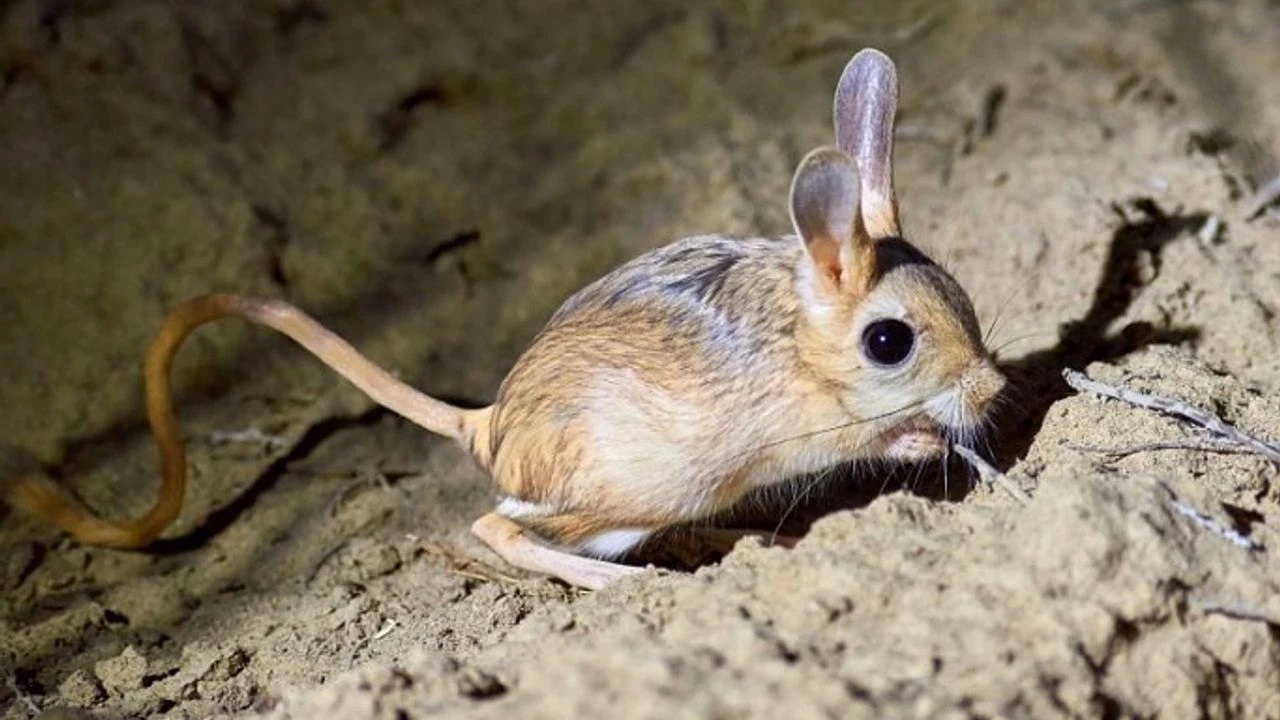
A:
834,48,901,239
790,147,874,301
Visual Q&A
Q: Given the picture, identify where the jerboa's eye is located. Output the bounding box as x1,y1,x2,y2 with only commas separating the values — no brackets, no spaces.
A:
861,319,915,366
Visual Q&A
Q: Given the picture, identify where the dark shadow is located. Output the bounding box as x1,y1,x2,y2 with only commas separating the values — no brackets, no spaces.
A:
149,408,386,554
631,197,1208,572
987,198,1205,465
147,396,489,554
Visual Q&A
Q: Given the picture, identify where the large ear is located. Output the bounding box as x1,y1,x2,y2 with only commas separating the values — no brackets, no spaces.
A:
833,48,901,239
789,147,873,298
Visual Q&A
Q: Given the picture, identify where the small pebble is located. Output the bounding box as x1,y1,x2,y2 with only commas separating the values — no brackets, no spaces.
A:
94,646,147,695
57,669,105,708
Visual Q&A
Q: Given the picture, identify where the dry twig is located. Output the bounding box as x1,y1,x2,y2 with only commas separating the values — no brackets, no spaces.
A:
1196,215,1222,246
1193,599,1280,625
951,444,1031,504
1154,480,1261,552
208,427,289,449
418,541,521,584
371,618,398,640
1062,369,1280,466
1243,174,1280,220
1168,497,1261,551
7,675,40,716
1067,437,1254,459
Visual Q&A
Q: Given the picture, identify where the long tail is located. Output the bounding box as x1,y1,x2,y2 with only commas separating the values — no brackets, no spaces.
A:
1,293,473,549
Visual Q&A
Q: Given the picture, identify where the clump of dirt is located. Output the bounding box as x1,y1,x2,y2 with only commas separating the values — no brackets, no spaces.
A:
2,1,1279,718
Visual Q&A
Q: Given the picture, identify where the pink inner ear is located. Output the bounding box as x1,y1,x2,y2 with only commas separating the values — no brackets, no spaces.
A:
825,261,844,287
801,232,875,307
807,234,844,287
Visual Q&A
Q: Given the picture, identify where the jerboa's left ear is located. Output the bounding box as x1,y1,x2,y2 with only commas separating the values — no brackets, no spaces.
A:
789,146,875,299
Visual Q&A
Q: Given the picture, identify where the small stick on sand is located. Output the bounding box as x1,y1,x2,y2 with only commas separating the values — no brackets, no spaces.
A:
371,618,398,641
1165,495,1261,551
1067,437,1255,459
1243,174,1280,220
1062,369,1280,466
951,444,1031,504
1193,599,1280,625
7,674,40,715
208,427,289,449
1155,482,1261,551
418,540,522,584
1196,215,1222,246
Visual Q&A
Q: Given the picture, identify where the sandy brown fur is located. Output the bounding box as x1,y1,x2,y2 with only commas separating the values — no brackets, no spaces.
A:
485,236,814,528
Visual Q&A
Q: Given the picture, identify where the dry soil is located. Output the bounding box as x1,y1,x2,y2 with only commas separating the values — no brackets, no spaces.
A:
2,1,1279,718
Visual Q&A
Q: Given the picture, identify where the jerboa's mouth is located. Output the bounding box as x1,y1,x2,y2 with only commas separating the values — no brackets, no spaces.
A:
881,415,948,460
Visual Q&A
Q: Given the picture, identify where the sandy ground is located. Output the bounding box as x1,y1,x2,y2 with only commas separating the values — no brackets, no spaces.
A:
2,0,1279,718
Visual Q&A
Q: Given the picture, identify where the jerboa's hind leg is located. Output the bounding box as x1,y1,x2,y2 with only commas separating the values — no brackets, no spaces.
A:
470,513,648,590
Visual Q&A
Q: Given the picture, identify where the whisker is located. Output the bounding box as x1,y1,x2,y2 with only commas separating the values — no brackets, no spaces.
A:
983,289,1021,347
942,446,951,498
990,331,1059,359
741,399,927,460
877,460,897,498
908,459,926,495
770,465,836,543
